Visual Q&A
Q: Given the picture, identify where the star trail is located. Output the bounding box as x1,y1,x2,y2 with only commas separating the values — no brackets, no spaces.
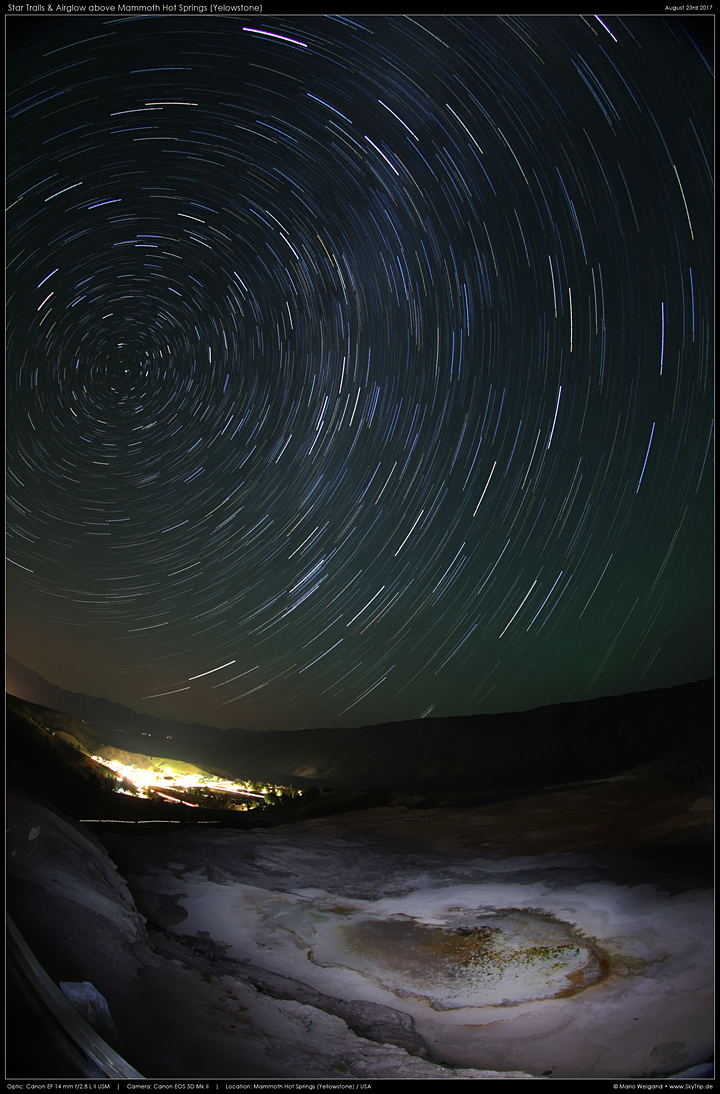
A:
6,15,714,732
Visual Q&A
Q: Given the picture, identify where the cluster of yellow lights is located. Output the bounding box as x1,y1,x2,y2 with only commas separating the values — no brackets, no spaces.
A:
91,756,276,800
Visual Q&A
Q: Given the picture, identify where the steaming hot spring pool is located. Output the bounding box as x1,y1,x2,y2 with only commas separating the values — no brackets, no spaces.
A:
242,891,607,1007
111,818,713,1078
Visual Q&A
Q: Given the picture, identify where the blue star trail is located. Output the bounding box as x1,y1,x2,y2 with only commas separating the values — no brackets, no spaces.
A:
6,15,713,731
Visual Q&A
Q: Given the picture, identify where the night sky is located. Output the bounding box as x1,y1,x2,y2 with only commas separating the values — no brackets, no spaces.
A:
6,14,714,733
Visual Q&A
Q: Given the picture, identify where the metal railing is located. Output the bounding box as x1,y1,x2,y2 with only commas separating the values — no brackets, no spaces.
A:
6,914,144,1079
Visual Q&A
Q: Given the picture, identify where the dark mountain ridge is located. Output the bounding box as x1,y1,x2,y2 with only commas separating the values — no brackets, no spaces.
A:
6,656,713,793
6,655,238,743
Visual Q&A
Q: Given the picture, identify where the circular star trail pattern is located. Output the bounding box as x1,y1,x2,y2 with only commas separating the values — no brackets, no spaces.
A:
6,16,713,731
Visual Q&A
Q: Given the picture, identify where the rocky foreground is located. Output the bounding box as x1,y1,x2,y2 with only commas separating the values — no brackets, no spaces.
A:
6,745,713,1080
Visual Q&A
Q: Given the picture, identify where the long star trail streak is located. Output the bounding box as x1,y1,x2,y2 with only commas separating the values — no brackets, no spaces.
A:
6,15,713,731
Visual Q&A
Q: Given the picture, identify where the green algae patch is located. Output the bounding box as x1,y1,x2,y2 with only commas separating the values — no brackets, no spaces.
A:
308,907,608,1009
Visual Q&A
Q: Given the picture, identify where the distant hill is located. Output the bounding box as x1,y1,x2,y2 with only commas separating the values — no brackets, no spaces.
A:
6,654,234,747
6,693,156,819
6,656,713,794
5,695,289,826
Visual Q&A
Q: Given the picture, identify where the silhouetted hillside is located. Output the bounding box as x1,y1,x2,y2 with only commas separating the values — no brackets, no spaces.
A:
6,655,234,749
212,679,713,792
5,696,285,827
6,657,713,794
6,694,138,817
